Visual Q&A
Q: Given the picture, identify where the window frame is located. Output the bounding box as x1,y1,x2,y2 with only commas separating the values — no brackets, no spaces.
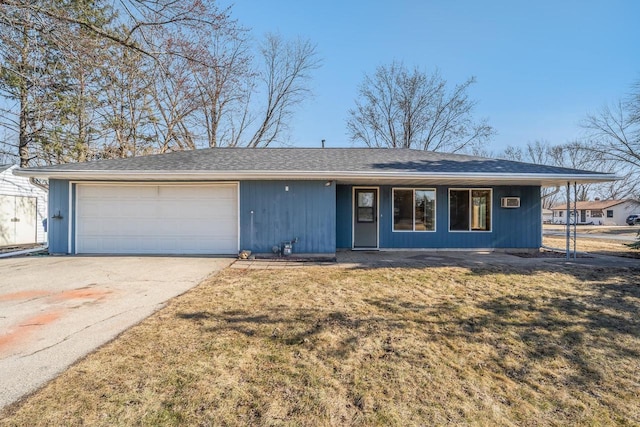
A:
448,188,493,233
356,190,375,223
391,187,437,233
606,210,614,218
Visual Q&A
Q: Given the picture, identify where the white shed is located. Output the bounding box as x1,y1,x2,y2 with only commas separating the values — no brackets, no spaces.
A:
0,165,48,245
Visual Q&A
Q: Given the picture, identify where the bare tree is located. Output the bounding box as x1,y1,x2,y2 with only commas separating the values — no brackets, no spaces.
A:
0,0,238,164
583,99,640,169
0,3,68,166
581,80,640,200
98,47,156,159
500,139,636,204
190,27,253,147
1,2,321,164
347,62,494,153
500,140,567,207
549,142,604,201
191,33,319,148
246,34,320,147
0,0,228,61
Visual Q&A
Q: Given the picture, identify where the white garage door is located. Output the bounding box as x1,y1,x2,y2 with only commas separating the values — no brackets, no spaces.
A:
76,184,238,254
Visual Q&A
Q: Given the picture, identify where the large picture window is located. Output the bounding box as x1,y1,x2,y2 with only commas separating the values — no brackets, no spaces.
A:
393,188,436,231
449,189,491,232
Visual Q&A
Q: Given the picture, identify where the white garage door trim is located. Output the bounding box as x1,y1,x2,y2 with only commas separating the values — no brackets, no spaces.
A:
69,182,240,255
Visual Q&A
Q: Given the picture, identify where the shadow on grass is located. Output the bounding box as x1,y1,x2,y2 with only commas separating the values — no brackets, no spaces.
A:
176,263,639,396
468,279,639,387
341,251,640,280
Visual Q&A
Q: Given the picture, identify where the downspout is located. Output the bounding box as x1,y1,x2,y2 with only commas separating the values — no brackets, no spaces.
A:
30,177,49,245
29,177,49,192
0,244,48,258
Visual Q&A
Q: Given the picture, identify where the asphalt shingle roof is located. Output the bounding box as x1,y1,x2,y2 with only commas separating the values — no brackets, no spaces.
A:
23,148,605,176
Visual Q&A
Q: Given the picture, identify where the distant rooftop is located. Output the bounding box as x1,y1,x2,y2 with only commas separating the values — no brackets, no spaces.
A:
550,199,639,210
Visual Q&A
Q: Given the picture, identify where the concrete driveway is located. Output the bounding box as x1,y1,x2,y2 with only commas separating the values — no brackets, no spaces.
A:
0,255,233,409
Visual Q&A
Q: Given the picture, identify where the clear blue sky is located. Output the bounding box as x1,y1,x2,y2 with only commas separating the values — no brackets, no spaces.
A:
221,0,640,152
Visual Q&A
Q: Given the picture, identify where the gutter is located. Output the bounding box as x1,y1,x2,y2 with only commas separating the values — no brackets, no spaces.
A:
13,169,619,185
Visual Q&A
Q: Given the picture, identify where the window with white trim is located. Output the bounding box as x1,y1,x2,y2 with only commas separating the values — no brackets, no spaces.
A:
393,188,436,231
449,189,492,231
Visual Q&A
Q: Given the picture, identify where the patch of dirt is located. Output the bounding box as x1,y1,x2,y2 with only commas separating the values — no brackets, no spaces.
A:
510,250,592,259
250,254,337,262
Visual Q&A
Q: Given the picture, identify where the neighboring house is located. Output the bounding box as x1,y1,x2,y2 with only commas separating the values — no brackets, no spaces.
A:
0,165,48,245
542,208,553,223
550,199,640,226
14,148,615,255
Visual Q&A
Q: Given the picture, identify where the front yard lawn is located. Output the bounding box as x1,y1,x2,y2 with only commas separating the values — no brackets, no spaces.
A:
2,263,639,426
544,235,640,258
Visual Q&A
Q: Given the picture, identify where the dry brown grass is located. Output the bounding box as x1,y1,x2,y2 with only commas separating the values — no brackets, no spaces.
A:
2,263,639,426
544,235,640,258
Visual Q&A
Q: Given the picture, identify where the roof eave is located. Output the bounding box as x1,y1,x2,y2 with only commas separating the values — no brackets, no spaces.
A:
13,168,618,185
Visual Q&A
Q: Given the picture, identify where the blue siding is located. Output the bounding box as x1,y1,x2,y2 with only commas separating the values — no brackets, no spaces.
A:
48,178,540,255
335,185,352,249
48,179,70,254
335,185,542,249
240,181,336,254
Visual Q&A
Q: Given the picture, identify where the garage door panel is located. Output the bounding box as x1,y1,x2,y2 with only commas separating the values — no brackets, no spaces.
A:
77,184,238,254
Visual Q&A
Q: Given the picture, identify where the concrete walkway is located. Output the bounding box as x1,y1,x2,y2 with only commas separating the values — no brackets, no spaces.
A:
231,250,639,269
0,255,232,410
337,250,639,269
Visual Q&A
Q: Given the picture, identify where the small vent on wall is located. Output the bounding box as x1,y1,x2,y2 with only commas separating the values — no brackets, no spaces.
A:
501,197,521,208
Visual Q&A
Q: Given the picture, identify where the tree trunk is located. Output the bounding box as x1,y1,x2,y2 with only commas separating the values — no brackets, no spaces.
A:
18,27,30,168
19,84,29,167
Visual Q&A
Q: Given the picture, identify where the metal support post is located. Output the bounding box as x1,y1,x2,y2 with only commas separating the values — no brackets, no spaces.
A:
573,182,578,259
566,182,570,260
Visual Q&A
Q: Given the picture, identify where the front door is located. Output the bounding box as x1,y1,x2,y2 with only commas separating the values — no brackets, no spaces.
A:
353,188,378,249
580,210,587,223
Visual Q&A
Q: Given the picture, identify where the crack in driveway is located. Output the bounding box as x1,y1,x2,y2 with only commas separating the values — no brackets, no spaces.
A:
0,255,231,410
21,304,158,358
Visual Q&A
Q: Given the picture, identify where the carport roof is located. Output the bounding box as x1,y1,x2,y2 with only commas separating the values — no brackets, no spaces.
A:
14,147,616,186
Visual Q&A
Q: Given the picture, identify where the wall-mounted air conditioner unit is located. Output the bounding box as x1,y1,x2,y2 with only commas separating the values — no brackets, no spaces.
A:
501,197,520,208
